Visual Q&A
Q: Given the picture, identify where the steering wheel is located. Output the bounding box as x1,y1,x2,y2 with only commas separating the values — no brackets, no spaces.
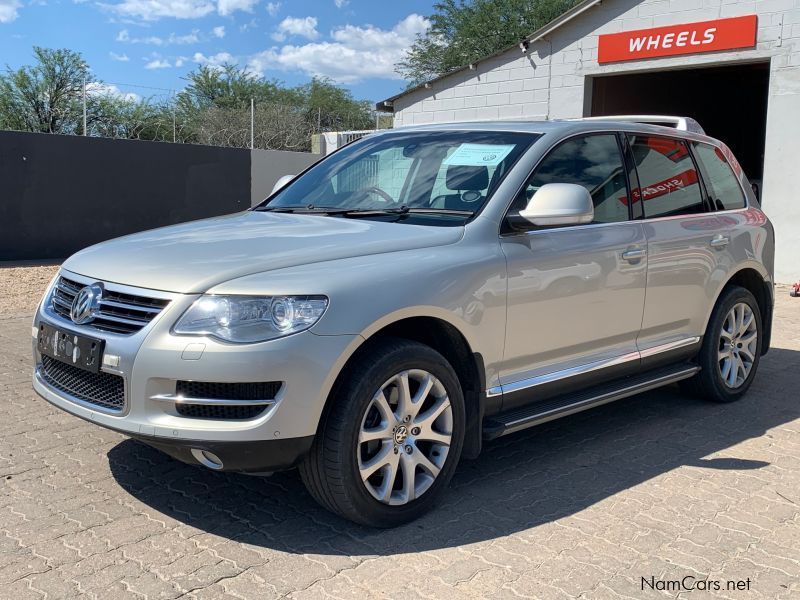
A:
356,186,395,204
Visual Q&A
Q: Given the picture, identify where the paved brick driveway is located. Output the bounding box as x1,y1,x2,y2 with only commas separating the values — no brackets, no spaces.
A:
1,290,799,599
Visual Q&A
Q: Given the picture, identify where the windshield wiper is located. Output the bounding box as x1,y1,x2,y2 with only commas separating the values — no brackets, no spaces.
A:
336,207,475,218
254,205,475,218
254,205,352,214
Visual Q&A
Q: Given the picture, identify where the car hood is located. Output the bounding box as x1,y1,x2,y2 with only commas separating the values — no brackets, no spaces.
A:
63,211,464,293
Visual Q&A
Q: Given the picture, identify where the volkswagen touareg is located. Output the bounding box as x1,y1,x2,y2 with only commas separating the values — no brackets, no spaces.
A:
32,117,774,527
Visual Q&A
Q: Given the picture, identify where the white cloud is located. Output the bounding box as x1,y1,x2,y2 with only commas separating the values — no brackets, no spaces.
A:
169,30,199,43
0,0,22,23
334,0,348,8
265,1,279,16
145,58,172,69
239,17,257,31
87,82,140,102
193,51,235,68
212,25,225,38
175,56,187,67
104,0,257,21
217,0,257,17
117,28,200,45
271,15,317,42
250,14,430,83
109,51,130,61
105,0,215,21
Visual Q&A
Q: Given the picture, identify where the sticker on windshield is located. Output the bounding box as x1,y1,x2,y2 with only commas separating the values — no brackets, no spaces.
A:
444,144,515,167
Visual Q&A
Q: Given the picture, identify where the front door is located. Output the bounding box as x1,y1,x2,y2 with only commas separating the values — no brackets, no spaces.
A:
499,133,647,410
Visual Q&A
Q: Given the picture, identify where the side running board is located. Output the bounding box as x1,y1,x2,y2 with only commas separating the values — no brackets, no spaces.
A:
483,364,700,440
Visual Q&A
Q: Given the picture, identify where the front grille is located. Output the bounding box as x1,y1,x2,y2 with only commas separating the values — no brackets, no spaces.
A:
40,355,125,412
51,276,170,335
175,380,281,420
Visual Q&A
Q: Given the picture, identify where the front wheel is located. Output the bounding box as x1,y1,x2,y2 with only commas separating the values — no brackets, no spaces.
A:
685,285,762,403
299,338,465,527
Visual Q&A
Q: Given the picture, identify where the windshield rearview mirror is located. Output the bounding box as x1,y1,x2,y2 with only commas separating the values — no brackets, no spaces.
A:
271,174,295,195
519,183,594,227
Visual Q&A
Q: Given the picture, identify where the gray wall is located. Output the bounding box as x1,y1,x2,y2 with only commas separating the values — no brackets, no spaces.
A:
0,131,320,261
251,148,321,206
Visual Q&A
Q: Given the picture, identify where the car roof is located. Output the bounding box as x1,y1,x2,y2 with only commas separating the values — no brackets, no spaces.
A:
382,119,718,145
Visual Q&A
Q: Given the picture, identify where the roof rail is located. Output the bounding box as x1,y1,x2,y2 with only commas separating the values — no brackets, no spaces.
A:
578,115,705,134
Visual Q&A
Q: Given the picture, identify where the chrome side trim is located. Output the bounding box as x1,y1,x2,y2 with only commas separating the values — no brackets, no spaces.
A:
151,394,276,407
498,366,701,436
639,336,701,359
487,351,640,398
489,336,700,397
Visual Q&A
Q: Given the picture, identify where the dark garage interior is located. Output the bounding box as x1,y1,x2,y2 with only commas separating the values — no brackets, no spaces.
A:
590,62,770,185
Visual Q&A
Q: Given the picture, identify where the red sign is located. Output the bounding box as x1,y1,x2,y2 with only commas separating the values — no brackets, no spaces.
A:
620,169,698,206
598,15,757,64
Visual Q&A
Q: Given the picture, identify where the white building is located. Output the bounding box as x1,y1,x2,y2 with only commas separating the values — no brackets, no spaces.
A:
379,0,800,282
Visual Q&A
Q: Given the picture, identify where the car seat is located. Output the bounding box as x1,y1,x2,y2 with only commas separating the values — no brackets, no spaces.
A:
431,165,488,211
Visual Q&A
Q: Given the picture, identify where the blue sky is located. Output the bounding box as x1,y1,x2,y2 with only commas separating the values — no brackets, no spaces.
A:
0,0,434,103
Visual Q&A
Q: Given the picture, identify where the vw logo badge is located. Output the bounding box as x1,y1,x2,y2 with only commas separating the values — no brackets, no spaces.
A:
70,283,103,325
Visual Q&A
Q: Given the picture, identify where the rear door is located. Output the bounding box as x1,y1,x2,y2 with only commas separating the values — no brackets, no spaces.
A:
629,133,735,365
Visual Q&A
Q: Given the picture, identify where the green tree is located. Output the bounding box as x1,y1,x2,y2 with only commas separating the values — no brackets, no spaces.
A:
0,47,89,134
301,77,374,132
89,94,176,142
397,0,581,84
178,66,376,150
176,64,288,113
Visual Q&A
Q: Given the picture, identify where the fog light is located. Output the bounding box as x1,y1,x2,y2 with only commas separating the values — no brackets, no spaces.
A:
190,448,224,470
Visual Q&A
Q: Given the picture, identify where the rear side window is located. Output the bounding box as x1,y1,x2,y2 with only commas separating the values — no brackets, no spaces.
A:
692,143,747,210
512,134,630,224
627,134,705,218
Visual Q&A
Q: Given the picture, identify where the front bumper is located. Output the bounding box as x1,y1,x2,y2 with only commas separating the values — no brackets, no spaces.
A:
32,270,362,471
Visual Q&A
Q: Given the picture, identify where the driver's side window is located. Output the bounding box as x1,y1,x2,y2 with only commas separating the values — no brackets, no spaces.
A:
510,134,631,225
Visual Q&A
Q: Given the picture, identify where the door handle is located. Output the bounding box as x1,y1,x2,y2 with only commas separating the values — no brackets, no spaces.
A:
621,248,646,262
710,235,730,249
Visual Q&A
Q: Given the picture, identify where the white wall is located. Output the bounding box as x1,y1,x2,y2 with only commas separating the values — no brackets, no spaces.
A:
392,0,800,282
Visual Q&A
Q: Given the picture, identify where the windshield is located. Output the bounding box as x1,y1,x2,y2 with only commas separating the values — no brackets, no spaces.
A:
258,130,539,224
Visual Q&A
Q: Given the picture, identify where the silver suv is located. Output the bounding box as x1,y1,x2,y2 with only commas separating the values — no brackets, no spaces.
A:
32,118,775,527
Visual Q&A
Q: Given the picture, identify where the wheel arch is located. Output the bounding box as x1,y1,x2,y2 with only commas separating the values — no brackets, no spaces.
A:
708,265,773,355
317,312,487,460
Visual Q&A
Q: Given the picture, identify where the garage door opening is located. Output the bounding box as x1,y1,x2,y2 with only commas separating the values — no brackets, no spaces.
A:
590,62,769,190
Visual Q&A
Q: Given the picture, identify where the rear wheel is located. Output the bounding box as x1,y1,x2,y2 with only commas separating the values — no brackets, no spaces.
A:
299,338,465,527
684,285,762,403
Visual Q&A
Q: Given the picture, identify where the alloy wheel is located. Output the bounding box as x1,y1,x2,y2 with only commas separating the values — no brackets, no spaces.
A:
357,369,453,505
718,302,758,389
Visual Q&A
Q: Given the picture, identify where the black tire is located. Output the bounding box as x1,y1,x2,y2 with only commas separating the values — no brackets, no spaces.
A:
683,285,762,403
299,337,465,528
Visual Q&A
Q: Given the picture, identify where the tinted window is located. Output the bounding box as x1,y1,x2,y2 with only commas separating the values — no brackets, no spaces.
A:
627,134,705,218
512,134,630,224
693,142,746,210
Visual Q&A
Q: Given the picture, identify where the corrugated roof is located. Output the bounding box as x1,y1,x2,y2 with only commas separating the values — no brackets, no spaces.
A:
377,0,604,111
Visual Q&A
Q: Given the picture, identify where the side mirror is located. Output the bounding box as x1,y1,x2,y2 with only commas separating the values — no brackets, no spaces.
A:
271,174,295,194
519,183,594,227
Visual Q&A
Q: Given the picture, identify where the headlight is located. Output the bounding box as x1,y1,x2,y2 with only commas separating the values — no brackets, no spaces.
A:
172,295,328,343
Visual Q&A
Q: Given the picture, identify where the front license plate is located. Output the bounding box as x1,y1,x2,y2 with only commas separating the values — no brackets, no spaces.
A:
37,322,105,373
